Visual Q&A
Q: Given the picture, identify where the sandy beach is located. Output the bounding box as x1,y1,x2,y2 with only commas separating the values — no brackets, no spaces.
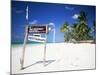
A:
11,43,95,74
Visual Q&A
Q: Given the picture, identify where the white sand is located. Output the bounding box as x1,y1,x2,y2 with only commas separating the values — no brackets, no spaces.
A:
11,43,95,74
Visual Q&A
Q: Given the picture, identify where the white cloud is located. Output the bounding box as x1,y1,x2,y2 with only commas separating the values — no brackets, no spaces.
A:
48,22,55,26
72,14,79,19
13,7,24,13
15,10,24,13
29,20,38,24
65,6,74,10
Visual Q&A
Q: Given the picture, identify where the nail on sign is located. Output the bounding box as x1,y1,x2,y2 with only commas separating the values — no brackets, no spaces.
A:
28,25,48,33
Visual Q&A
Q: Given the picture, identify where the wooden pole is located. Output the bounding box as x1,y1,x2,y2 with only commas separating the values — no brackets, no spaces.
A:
43,33,47,66
43,25,48,66
21,26,28,69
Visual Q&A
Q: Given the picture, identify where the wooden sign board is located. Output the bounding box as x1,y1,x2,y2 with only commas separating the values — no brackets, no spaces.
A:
28,35,46,42
28,25,48,33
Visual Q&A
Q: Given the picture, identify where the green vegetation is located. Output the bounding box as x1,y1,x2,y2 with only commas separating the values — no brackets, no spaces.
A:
61,22,73,42
60,11,95,43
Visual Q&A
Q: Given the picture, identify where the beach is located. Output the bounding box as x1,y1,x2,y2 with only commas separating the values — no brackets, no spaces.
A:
11,43,95,74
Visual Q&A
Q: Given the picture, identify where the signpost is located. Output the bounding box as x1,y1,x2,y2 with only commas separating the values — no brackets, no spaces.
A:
20,5,55,70
21,25,48,69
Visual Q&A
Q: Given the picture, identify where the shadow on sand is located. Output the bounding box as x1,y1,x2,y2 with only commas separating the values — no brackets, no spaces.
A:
22,60,56,70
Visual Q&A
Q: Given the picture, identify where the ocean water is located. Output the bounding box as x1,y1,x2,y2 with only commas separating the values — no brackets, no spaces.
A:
11,41,45,47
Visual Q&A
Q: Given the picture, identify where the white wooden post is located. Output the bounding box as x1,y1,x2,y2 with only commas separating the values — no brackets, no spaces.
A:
43,25,48,66
21,26,28,69
43,33,47,66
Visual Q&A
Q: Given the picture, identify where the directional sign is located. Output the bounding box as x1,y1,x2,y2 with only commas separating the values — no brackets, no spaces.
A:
28,35,46,42
28,25,48,33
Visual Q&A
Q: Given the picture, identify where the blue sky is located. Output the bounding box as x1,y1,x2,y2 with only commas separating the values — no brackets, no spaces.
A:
11,1,96,43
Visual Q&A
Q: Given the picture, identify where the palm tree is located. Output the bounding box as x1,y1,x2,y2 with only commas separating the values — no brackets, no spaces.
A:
93,20,96,43
91,20,96,42
74,11,91,41
61,22,73,42
60,11,93,42
93,20,96,33
61,22,69,32
78,11,87,22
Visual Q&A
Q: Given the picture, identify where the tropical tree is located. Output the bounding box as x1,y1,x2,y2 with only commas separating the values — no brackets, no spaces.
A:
93,20,96,42
61,11,94,42
60,22,69,32
77,11,87,22
73,11,92,41
60,22,73,42
90,20,96,41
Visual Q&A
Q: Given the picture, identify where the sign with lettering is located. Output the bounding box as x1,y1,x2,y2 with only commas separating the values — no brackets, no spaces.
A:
28,25,48,33
28,35,46,42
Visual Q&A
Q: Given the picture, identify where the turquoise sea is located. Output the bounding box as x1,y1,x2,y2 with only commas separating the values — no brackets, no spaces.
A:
11,41,45,47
